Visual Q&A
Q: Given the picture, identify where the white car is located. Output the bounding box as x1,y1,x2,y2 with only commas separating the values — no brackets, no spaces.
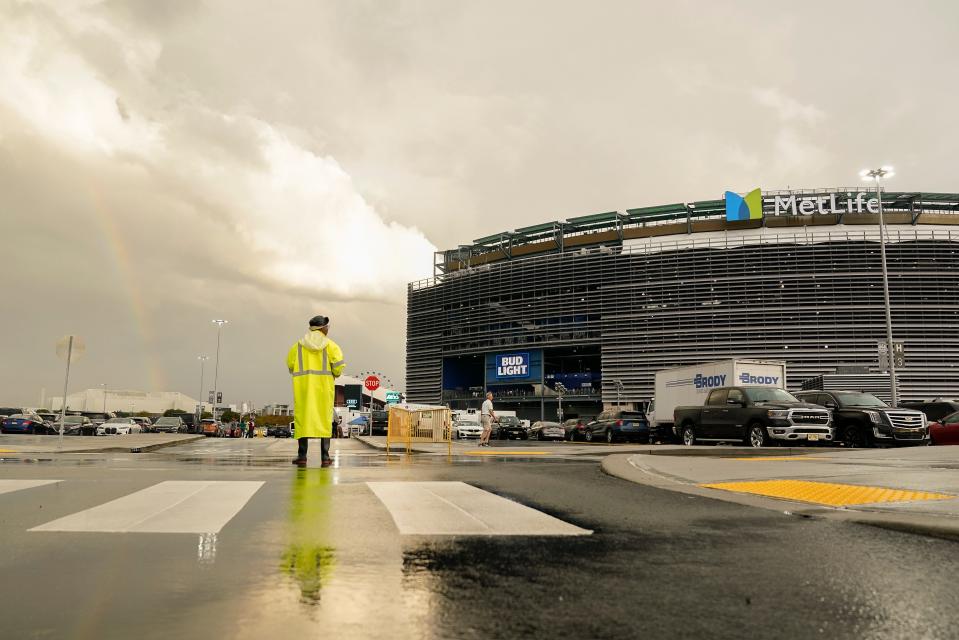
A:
454,420,482,439
97,417,143,436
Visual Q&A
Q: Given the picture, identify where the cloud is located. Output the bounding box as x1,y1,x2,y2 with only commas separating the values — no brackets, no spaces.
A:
751,87,826,126
0,1,436,303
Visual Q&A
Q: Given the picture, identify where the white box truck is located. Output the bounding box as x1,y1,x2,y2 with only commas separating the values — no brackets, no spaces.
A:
650,359,787,441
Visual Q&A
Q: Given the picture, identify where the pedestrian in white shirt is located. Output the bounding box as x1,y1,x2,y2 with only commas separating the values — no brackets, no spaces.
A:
479,391,497,447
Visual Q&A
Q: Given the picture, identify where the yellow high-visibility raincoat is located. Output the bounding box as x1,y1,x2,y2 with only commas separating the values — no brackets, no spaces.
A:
287,331,345,439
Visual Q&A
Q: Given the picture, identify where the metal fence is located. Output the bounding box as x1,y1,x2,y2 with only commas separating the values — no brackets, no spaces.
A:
386,405,452,455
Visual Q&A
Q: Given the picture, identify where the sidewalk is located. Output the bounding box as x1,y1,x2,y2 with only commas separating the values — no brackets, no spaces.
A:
603,445,959,541
0,433,205,454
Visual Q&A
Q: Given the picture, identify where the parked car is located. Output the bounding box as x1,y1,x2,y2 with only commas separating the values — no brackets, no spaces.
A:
97,417,143,435
201,419,223,437
269,422,293,438
131,416,154,432
453,419,482,439
794,390,927,447
58,415,95,436
178,414,199,433
529,421,565,441
153,416,185,433
899,400,959,424
492,415,527,440
564,417,592,442
370,410,390,435
37,412,59,425
80,412,113,426
928,411,959,446
0,407,29,419
1,414,52,434
583,409,651,444
676,387,831,447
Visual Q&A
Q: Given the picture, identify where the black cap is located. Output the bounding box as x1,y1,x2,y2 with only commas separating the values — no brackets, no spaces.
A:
309,315,330,328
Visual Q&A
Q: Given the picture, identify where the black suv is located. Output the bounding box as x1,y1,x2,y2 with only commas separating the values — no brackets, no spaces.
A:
371,410,390,435
494,416,527,440
898,400,959,423
794,390,928,447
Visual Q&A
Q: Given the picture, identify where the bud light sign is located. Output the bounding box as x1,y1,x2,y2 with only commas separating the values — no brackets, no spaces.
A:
495,353,530,379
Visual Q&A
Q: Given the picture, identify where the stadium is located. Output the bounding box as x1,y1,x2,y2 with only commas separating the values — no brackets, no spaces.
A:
406,187,959,421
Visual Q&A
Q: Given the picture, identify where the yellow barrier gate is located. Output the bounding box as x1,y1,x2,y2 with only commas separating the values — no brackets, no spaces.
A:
386,405,452,456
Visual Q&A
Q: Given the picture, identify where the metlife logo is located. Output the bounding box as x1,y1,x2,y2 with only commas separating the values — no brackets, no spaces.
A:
724,189,883,220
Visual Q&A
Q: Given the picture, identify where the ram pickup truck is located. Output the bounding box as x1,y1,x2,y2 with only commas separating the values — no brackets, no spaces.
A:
674,386,832,447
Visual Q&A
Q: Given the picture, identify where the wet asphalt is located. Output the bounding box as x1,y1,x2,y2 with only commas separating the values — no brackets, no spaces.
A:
0,437,957,639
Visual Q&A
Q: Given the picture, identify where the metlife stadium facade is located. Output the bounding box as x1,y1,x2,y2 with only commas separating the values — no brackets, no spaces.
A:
406,188,959,420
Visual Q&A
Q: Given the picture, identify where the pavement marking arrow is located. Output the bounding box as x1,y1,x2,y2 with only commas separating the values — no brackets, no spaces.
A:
30,480,264,534
368,481,591,536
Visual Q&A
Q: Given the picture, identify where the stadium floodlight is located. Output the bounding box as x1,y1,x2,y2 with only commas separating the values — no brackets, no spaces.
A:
860,167,898,406
211,320,228,423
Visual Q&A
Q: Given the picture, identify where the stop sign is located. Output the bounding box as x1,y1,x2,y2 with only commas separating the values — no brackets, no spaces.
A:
364,375,381,391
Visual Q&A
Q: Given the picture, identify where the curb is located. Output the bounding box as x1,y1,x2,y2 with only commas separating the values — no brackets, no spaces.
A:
6,435,208,455
601,453,959,542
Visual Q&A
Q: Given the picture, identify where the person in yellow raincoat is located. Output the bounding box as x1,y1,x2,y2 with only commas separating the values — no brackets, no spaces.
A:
287,315,345,466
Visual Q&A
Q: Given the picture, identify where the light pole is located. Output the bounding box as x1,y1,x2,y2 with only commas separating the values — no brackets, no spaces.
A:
211,320,228,423
860,166,898,407
555,382,567,422
611,379,623,409
100,383,107,414
197,355,209,420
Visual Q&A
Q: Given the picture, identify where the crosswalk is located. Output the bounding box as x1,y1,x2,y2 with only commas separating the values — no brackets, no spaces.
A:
3,478,588,539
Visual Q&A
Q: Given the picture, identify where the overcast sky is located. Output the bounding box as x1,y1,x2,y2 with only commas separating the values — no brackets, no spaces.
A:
2,0,957,408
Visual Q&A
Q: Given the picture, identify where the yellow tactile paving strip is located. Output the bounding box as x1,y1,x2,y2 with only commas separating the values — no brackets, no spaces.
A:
700,479,956,507
728,456,820,461
464,451,551,456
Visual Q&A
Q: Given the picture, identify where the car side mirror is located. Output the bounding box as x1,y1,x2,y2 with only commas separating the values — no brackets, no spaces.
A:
824,402,836,409
727,398,743,406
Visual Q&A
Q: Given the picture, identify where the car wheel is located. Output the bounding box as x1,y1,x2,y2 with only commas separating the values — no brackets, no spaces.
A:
682,424,696,446
843,424,868,448
606,429,615,444
584,430,593,442
748,423,770,448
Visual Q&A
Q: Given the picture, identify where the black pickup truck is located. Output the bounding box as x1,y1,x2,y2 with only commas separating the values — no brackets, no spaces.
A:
674,386,832,447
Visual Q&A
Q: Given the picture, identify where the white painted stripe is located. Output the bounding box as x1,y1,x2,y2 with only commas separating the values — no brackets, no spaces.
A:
30,481,263,534
0,479,60,495
367,481,591,536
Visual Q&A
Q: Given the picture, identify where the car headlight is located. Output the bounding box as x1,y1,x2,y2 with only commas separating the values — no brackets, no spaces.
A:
864,410,882,423
767,410,789,419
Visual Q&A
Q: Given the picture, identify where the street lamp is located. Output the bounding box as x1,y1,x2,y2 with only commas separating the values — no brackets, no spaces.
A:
211,320,228,423
859,166,898,406
197,356,209,420
611,379,624,408
555,382,567,422
100,382,107,414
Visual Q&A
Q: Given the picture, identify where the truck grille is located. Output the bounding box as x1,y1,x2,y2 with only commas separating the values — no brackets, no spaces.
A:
884,411,925,430
789,411,830,425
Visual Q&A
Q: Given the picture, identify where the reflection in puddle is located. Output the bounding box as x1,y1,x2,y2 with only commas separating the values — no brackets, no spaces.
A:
281,468,336,605
197,532,217,564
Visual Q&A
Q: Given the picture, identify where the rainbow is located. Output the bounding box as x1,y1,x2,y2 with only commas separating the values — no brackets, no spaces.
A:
89,184,167,391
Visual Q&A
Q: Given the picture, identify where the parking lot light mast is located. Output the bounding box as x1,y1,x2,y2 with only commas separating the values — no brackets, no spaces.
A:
211,320,228,423
197,356,209,420
611,379,623,409
100,382,107,414
555,382,567,422
860,166,898,407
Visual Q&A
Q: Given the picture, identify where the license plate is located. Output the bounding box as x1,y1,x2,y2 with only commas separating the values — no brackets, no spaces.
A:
807,434,819,441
